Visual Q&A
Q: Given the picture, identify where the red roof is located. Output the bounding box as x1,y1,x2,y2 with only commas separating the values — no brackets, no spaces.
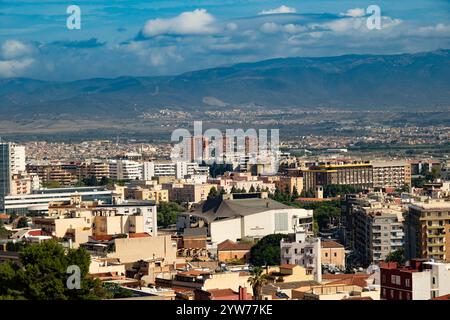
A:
0,214,10,219
208,288,237,297
90,235,114,241
217,239,252,251
321,241,344,248
323,274,370,288
28,230,42,236
433,294,450,300
129,232,151,238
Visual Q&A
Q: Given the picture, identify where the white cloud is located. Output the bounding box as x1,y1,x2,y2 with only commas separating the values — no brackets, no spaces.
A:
1,40,33,59
0,58,34,77
142,9,216,37
341,8,366,18
260,22,280,34
259,5,297,15
226,23,238,31
413,23,450,36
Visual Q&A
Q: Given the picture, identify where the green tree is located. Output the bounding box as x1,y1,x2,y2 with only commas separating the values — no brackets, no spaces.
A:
0,240,108,300
17,217,28,228
207,187,219,200
0,219,11,239
250,234,289,266
291,186,299,200
247,267,268,300
249,185,256,193
230,186,238,194
385,249,406,266
157,202,184,228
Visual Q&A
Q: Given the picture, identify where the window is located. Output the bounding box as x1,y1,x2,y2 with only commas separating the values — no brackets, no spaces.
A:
391,275,396,284
301,248,304,254
405,279,410,287
432,277,436,285
399,292,402,300
294,249,298,254
325,253,328,257
285,249,289,254
334,252,337,257
390,290,394,298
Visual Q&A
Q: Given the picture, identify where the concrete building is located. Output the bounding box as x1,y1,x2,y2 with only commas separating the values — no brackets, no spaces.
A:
405,199,450,262
177,192,313,244
353,203,405,266
280,235,322,282
380,259,450,300
274,176,303,195
143,161,209,180
0,142,26,210
321,240,346,269
372,161,411,189
109,160,142,180
3,186,114,215
164,183,215,204
303,163,373,192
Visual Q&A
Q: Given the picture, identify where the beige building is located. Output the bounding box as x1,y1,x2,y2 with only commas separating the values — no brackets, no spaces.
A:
164,183,214,204
321,240,345,269
274,176,303,195
372,160,411,189
108,235,178,264
125,186,169,203
406,199,450,262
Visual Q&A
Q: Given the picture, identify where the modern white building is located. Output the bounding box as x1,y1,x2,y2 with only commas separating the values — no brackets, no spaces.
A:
142,161,209,180
3,186,114,215
109,160,142,180
177,192,313,245
0,142,26,209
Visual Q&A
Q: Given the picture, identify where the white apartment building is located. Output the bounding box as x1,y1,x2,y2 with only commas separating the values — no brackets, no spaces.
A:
142,161,209,180
0,142,26,209
109,160,142,180
280,235,322,282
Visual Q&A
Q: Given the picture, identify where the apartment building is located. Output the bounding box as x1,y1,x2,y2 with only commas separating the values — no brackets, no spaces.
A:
79,161,110,179
303,161,411,192
380,259,450,300
163,183,214,204
303,163,373,191
0,142,26,209
27,163,79,187
405,199,450,262
143,161,209,180
372,161,411,189
109,160,142,180
274,176,303,195
125,185,169,203
352,202,405,266
280,235,322,282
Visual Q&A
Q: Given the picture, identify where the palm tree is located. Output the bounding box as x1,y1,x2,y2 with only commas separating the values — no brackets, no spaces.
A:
248,267,268,300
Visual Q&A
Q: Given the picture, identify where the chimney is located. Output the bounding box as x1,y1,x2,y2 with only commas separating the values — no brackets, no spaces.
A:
238,286,247,300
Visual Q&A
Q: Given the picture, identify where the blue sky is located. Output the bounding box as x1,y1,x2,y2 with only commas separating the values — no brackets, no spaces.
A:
0,0,449,80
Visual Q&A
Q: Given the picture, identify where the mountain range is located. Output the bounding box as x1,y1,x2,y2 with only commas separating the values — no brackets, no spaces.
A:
1,49,449,118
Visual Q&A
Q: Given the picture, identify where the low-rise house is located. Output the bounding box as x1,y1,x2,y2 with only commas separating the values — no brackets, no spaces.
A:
217,239,252,263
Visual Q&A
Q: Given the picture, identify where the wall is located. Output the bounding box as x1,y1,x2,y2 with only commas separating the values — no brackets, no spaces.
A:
108,235,177,264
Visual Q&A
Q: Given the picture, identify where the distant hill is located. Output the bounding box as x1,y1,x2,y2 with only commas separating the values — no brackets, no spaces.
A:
0,49,449,118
